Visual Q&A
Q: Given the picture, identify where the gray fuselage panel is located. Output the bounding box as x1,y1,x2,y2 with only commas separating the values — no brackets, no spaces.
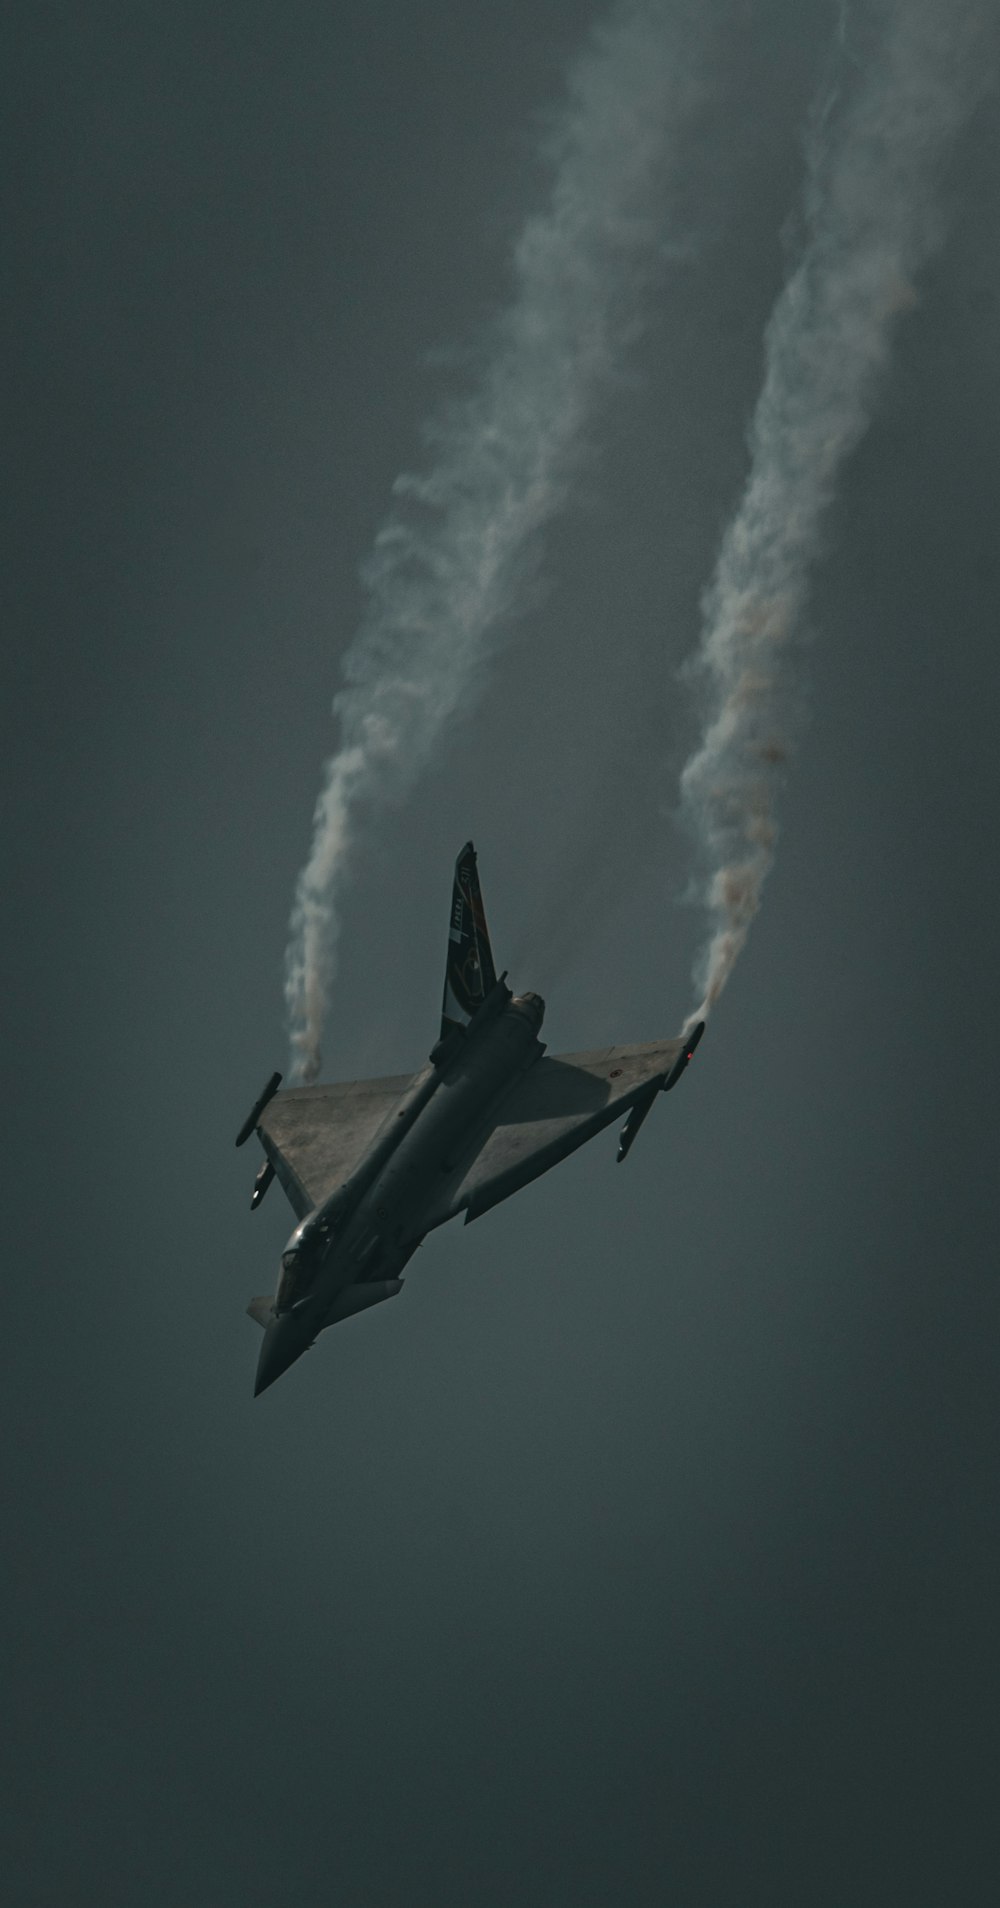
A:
287,999,545,1331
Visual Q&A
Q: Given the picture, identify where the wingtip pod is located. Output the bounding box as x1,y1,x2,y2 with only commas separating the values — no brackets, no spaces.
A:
235,1071,283,1147
662,1020,705,1093
618,1022,706,1156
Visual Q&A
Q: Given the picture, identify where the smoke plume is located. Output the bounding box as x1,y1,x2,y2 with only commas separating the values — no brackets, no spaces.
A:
285,0,704,1082
679,0,994,1031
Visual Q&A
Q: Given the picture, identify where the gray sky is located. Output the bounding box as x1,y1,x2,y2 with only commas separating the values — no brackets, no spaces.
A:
3,3,999,1903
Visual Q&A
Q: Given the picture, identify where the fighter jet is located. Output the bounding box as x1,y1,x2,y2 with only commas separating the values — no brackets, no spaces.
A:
239,843,704,1395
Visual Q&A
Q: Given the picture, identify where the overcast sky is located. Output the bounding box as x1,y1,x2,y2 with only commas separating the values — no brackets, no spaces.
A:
4,3,999,1903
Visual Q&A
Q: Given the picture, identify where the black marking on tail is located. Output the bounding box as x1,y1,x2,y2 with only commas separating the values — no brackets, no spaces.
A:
441,842,498,1038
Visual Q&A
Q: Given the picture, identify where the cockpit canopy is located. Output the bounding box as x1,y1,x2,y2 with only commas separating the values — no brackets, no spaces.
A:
277,1211,335,1312
283,1208,335,1265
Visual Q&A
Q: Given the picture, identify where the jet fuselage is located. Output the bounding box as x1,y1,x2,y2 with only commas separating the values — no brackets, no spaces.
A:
254,988,544,1393
242,840,704,1398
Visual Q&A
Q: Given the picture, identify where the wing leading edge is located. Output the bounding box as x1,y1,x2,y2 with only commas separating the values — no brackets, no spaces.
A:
425,1038,685,1228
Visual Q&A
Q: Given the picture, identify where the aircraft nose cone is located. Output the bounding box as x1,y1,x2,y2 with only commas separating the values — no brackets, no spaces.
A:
254,1311,309,1396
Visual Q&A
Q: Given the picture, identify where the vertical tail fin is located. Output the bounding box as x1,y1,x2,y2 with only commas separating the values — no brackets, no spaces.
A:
441,842,498,1039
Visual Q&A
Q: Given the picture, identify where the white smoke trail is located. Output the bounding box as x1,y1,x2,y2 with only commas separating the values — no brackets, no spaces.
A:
285,0,705,1082
679,0,995,1032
